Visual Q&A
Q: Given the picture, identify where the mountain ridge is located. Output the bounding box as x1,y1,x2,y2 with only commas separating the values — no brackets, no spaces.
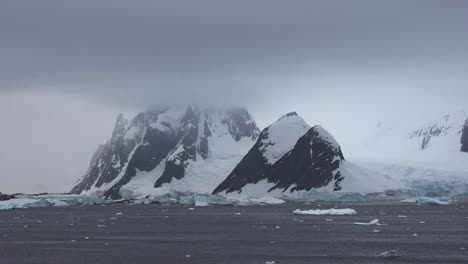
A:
71,105,260,199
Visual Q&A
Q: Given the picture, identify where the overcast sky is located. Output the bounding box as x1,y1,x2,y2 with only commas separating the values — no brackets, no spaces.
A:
1,1,467,193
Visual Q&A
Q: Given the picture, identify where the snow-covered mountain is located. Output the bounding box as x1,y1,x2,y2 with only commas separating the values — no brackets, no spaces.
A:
213,113,346,196
72,105,468,201
71,105,259,199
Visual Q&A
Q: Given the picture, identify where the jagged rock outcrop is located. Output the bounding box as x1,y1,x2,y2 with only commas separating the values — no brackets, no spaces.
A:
72,105,259,199
409,114,468,152
410,115,454,150
213,113,345,195
462,118,468,153
0,193,14,201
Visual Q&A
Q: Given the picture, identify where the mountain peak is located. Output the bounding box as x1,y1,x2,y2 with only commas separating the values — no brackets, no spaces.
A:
213,115,345,195
277,111,298,121
261,113,310,165
72,105,260,199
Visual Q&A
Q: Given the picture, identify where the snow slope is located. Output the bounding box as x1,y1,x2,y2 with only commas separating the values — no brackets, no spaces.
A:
259,112,311,164
340,110,468,196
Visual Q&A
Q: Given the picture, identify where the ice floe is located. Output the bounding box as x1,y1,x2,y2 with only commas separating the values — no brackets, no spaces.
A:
416,196,456,205
353,219,385,226
293,208,357,215
378,250,398,258
249,196,286,205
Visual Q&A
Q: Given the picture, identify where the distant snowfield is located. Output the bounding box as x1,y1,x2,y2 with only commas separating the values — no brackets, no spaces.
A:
333,109,468,194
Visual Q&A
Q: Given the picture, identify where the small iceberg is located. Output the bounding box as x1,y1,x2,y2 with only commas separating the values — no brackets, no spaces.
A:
416,197,456,206
249,196,286,205
293,208,357,215
378,250,398,258
353,219,386,226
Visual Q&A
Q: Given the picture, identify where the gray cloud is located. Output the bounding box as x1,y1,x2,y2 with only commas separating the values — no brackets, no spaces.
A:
1,0,467,109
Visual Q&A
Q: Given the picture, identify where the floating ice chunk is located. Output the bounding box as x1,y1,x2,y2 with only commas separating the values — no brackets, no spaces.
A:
397,215,407,218
378,250,398,258
416,197,456,205
293,208,357,215
353,219,385,226
249,196,285,205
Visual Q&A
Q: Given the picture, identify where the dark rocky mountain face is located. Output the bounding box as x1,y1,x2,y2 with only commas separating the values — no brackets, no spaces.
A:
212,129,273,194
222,107,259,141
268,126,345,192
154,106,260,188
212,112,310,195
105,127,178,199
462,118,468,153
154,106,204,188
72,105,259,199
70,112,157,195
213,114,345,195
0,193,14,201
